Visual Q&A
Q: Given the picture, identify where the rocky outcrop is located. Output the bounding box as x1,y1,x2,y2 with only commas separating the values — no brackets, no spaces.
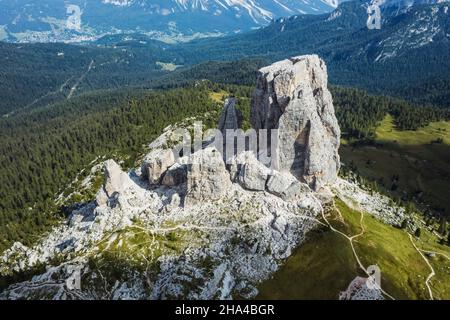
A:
230,152,271,191
266,171,310,201
251,55,340,191
162,162,188,187
141,148,175,185
339,277,384,300
0,56,352,301
96,160,134,206
185,147,232,203
218,98,244,161
218,98,243,133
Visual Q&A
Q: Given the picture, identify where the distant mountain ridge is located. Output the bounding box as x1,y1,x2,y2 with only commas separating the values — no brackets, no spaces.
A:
0,0,449,114
165,0,450,99
0,0,341,43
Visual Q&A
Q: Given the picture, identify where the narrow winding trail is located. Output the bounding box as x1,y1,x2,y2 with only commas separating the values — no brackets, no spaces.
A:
314,196,395,300
419,250,450,261
408,234,436,300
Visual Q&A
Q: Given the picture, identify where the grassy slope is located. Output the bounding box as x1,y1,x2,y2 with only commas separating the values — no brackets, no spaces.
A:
257,199,450,300
376,115,450,145
257,223,360,300
341,115,450,213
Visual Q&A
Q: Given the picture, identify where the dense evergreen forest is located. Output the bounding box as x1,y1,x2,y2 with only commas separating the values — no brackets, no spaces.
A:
332,87,450,140
0,41,169,116
0,86,221,251
0,77,448,252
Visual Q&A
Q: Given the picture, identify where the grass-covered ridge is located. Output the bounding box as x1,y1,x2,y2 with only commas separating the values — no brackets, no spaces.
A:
376,114,450,145
341,115,450,216
257,198,450,300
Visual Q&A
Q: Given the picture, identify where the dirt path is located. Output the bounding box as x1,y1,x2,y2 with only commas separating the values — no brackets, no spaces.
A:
418,249,450,261
315,196,395,300
68,59,94,99
408,234,435,300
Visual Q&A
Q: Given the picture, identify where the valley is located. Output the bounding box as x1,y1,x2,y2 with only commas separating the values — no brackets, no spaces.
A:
341,115,450,215
0,0,338,43
257,197,450,300
0,0,449,301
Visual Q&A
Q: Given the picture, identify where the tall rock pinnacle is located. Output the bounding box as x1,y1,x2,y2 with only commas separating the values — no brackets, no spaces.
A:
218,98,243,133
251,55,341,190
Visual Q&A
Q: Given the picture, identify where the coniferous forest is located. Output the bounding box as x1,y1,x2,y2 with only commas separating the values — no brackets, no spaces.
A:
0,0,448,267
0,76,448,251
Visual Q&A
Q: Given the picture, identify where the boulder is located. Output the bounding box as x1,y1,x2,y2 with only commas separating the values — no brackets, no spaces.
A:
141,148,175,185
251,55,340,190
103,160,134,197
185,147,232,203
230,152,271,191
96,160,134,206
266,171,310,201
95,188,109,207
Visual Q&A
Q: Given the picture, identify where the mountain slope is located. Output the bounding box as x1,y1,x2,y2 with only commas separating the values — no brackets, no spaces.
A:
168,0,450,103
2,1,448,116
0,40,172,115
0,0,340,43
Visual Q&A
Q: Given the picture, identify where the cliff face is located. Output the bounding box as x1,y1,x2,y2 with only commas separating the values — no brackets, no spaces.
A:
251,55,341,191
217,98,243,133
0,55,347,300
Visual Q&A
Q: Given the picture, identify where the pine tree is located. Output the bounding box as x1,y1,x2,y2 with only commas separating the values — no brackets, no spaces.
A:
415,228,421,238
439,217,447,236
401,219,408,229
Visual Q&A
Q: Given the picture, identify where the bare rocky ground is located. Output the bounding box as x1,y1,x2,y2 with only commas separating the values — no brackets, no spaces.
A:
0,55,404,300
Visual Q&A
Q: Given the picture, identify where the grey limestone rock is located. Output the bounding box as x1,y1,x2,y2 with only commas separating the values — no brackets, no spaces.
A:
251,55,340,191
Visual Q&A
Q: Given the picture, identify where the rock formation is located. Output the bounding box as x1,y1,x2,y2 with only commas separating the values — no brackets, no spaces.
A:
185,147,232,203
266,171,310,201
0,55,351,300
96,160,134,206
251,55,340,191
230,151,271,191
162,161,188,187
218,98,243,133
141,148,175,185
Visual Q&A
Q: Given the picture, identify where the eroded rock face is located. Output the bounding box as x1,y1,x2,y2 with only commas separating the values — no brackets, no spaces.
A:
266,171,311,201
0,56,349,300
96,160,134,206
218,98,243,133
162,162,188,187
103,160,134,197
230,151,271,191
251,55,341,191
141,148,175,185
185,147,232,204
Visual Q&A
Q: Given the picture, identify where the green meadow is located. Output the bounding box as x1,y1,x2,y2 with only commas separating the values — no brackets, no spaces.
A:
257,199,450,300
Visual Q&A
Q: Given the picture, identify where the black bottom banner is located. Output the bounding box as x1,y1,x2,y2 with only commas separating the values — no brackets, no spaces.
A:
1,300,447,319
